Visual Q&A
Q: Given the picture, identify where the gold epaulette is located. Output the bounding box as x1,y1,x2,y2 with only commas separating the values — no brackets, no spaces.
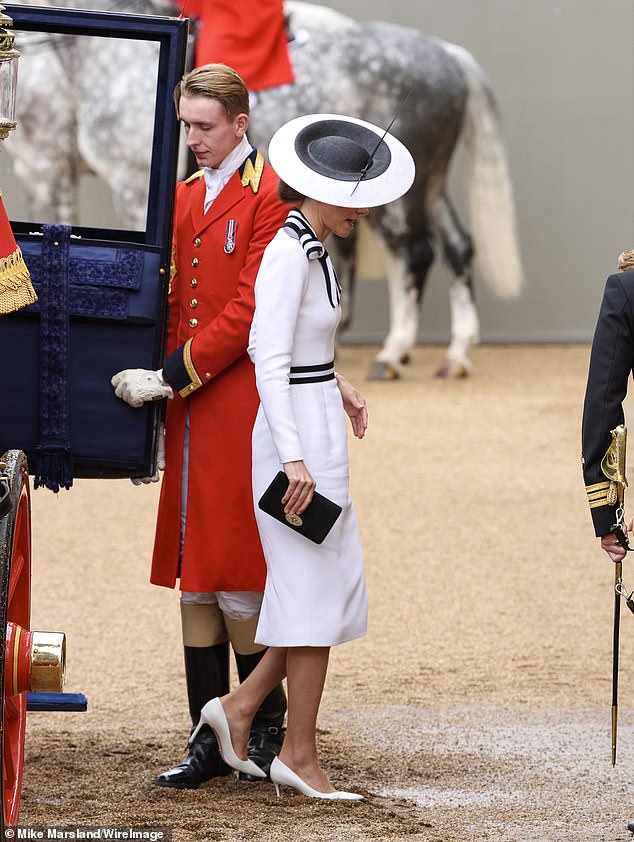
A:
586,481,612,509
241,151,264,195
0,245,37,316
184,169,204,185
179,337,204,398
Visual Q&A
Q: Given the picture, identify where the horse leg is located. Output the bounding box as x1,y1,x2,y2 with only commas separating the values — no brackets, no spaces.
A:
369,219,435,381
434,193,479,378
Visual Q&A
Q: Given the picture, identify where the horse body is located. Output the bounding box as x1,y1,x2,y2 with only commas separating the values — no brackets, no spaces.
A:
251,11,522,376
6,0,522,378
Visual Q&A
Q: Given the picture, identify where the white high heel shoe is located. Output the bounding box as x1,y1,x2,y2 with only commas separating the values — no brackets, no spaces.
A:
269,756,364,800
189,697,266,779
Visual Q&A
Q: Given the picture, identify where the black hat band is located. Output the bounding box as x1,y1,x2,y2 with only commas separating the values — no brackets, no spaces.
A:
294,119,391,182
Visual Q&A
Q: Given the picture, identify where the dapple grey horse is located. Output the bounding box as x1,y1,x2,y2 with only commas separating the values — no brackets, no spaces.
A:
5,1,522,379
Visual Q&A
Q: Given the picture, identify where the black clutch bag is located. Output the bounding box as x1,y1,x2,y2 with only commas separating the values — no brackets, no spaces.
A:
258,471,342,544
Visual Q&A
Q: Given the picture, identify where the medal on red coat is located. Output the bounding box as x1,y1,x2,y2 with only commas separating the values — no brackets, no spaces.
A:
224,219,237,254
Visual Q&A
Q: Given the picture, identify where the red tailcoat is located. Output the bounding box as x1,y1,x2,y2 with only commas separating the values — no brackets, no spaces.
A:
151,152,287,592
182,0,293,91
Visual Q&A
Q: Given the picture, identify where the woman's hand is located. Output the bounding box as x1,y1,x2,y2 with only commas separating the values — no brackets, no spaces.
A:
335,373,368,439
282,460,316,515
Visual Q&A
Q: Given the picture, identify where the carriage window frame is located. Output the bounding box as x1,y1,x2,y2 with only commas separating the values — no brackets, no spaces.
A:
3,3,188,251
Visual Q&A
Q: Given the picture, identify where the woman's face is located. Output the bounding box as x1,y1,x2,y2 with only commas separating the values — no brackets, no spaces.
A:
319,204,369,238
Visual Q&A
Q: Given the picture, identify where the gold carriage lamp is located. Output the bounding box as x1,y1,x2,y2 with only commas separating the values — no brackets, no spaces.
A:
0,4,19,142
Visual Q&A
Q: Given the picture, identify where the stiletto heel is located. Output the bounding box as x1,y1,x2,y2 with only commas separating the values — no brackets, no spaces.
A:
274,781,281,799
269,757,364,800
189,719,204,745
189,697,266,779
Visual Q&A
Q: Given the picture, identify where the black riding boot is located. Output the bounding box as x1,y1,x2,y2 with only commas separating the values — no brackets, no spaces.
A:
155,642,231,789
234,650,287,780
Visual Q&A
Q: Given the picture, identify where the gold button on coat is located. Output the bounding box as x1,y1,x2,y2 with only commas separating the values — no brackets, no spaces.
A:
193,237,201,247
190,278,198,288
189,318,198,328
190,299,198,309
192,257,199,267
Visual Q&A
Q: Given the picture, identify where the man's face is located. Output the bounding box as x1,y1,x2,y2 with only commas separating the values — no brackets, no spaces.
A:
179,95,248,169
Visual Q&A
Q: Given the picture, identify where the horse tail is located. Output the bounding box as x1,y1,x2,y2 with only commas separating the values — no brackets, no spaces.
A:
440,40,523,298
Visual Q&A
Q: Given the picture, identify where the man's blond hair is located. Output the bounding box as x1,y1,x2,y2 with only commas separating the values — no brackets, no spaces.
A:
174,63,249,120
618,250,634,271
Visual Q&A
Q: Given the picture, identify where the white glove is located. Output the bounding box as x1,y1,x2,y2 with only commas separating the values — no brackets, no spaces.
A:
132,423,166,485
111,368,173,407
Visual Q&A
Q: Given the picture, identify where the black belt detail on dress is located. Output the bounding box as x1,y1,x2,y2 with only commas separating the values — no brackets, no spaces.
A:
289,372,335,384
289,361,335,384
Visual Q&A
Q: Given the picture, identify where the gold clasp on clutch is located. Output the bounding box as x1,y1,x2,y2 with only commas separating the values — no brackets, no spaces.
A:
284,512,303,527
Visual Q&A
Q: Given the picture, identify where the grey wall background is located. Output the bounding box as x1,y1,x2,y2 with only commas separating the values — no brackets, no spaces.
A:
1,0,632,344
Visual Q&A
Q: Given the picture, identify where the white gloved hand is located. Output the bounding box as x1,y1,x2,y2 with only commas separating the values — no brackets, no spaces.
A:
131,423,166,486
111,368,173,407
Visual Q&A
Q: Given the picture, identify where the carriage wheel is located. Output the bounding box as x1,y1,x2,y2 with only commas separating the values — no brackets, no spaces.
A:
0,450,32,833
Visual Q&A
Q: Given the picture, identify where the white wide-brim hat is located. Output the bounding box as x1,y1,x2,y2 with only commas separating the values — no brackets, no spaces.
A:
268,113,415,209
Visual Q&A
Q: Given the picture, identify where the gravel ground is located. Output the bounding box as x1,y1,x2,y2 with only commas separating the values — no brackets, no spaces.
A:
15,344,634,841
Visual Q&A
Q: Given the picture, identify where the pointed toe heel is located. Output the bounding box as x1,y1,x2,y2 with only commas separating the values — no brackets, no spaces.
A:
269,757,364,801
190,697,266,780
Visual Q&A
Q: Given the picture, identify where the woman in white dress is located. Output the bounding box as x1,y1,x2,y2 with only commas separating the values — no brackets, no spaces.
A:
189,113,415,799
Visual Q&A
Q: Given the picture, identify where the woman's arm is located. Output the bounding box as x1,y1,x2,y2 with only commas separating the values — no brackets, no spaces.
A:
335,372,368,439
254,237,315,513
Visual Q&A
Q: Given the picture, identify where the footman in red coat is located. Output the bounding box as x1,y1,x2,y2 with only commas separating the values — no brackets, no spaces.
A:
112,64,288,789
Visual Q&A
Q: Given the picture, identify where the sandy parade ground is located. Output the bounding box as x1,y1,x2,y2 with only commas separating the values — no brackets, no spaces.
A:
15,344,634,842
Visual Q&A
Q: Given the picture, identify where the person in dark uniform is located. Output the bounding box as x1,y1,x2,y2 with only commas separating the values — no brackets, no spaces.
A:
582,251,634,561
582,251,634,834
111,64,288,790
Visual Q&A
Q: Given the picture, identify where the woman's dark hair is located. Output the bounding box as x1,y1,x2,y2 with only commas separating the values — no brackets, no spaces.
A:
278,180,306,205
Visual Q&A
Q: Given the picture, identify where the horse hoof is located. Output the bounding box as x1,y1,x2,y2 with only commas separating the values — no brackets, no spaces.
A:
369,361,401,381
435,360,470,379
399,353,411,365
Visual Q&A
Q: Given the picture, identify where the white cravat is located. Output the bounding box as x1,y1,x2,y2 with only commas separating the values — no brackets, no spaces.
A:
203,135,253,214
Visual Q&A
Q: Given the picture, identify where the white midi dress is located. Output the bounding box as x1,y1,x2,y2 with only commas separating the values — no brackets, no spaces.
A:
248,210,368,647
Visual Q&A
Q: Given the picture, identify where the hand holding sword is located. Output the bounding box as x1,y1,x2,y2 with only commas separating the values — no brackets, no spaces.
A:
599,424,631,765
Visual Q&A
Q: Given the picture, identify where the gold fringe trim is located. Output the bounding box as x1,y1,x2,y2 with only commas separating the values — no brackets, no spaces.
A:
607,481,619,506
0,246,38,316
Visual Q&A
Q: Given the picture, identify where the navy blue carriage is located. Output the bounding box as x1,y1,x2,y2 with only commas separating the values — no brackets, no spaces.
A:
0,5,187,832
1,4,187,486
